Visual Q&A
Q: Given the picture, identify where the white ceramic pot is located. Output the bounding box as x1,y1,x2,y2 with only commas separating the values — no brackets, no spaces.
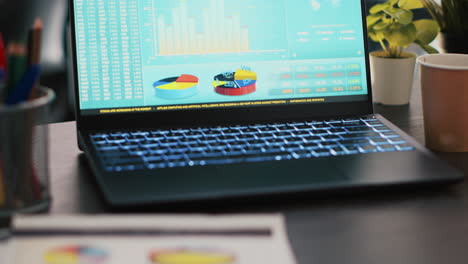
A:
370,51,417,105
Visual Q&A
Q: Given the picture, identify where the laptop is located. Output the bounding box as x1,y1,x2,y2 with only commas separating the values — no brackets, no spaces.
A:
69,0,462,208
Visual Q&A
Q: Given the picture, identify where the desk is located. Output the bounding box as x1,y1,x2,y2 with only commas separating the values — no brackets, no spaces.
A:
47,83,468,264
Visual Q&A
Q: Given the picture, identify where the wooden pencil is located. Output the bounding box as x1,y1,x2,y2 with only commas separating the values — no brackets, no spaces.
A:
28,18,42,66
28,18,43,99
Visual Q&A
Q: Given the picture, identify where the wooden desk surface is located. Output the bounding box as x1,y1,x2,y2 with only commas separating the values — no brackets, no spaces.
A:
47,83,468,264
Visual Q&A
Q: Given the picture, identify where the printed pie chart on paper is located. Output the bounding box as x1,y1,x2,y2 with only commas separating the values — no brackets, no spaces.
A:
43,245,108,264
149,248,236,264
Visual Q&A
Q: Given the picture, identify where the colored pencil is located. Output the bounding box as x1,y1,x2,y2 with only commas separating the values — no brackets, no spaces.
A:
27,18,43,99
0,34,6,101
0,33,6,71
0,69,5,102
27,18,42,66
5,43,27,99
6,64,40,105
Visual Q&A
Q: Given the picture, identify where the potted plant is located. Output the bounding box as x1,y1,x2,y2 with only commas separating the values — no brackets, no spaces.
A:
420,0,468,54
367,0,440,105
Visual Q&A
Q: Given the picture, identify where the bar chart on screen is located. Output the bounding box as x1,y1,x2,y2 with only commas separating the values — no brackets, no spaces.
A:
155,1,251,55
139,0,289,65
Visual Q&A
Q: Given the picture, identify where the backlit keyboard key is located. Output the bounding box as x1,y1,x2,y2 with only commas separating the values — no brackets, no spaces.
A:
285,137,306,144
248,140,267,146
256,133,275,139
259,127,278,132
284,143,303,152
395,143,415,151
342,118,361,122
241,127,260,134
388,137,407,144
365,120,385,126
380,131,400,138
370,138,389,145
277,126,296,132
120,145,139,151
340,139,369,145
312,123,331,129
330,146,347,155
148,148,170,155
275,132,293,138
377,144,397,151
268,138,287,145
165,132,184,138
360,116,378,121
303,142,321,150
322,135,341,141
292,150,313,158
295,124,313,130
328,128,347,134
359,144,378,153
312,149,332,157
373,126,392,132
341,122,365,127
346,126,372,133
342,144,360,154
312,129,328,135
144,156,165,163
184,131,204,138
264,147,286,153
218,135,237,142
294,130,312,136
320,141,339,148
302,135,322,142
147,162,167,170
325,119,342,124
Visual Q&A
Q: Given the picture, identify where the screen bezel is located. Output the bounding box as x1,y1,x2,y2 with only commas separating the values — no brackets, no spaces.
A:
69,0,374,131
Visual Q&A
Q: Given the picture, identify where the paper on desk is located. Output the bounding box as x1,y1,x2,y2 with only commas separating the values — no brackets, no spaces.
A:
0,240,10,264
6,214,296,264
0,227,12,264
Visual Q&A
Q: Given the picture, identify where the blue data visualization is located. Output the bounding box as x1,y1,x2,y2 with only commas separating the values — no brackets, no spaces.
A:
139,0,289,65
74,0,368,111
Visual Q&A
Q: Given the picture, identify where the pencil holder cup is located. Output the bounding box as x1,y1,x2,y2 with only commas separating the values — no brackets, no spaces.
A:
0,87,55,216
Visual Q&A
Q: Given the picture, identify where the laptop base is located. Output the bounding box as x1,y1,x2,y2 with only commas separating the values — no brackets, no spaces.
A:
79,115,463,208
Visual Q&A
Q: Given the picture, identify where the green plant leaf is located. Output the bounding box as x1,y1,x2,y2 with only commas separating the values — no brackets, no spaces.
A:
414,19,440,45
367,14,383,28
370,3,389,14
369,29,385,42
415,40,439,53
384,23,417,47
398,0,424,9
422,44,439,54
384,8,414,25
373,21,391,31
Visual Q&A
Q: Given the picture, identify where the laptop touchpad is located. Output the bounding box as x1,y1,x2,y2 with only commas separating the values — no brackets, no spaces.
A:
110,158,348,201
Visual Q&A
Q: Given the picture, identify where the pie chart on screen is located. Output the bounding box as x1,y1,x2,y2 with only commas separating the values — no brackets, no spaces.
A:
149,248,236,264
153,74,199,99
213,68,257,96
44,245,108,264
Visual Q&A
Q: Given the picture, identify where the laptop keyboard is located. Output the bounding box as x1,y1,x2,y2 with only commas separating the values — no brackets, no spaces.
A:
89,116,415,172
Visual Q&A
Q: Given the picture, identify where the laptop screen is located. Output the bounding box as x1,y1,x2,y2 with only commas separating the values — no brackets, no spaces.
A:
73,0,369,115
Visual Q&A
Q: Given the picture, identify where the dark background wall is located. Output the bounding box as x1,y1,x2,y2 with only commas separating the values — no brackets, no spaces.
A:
0,0,69,121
